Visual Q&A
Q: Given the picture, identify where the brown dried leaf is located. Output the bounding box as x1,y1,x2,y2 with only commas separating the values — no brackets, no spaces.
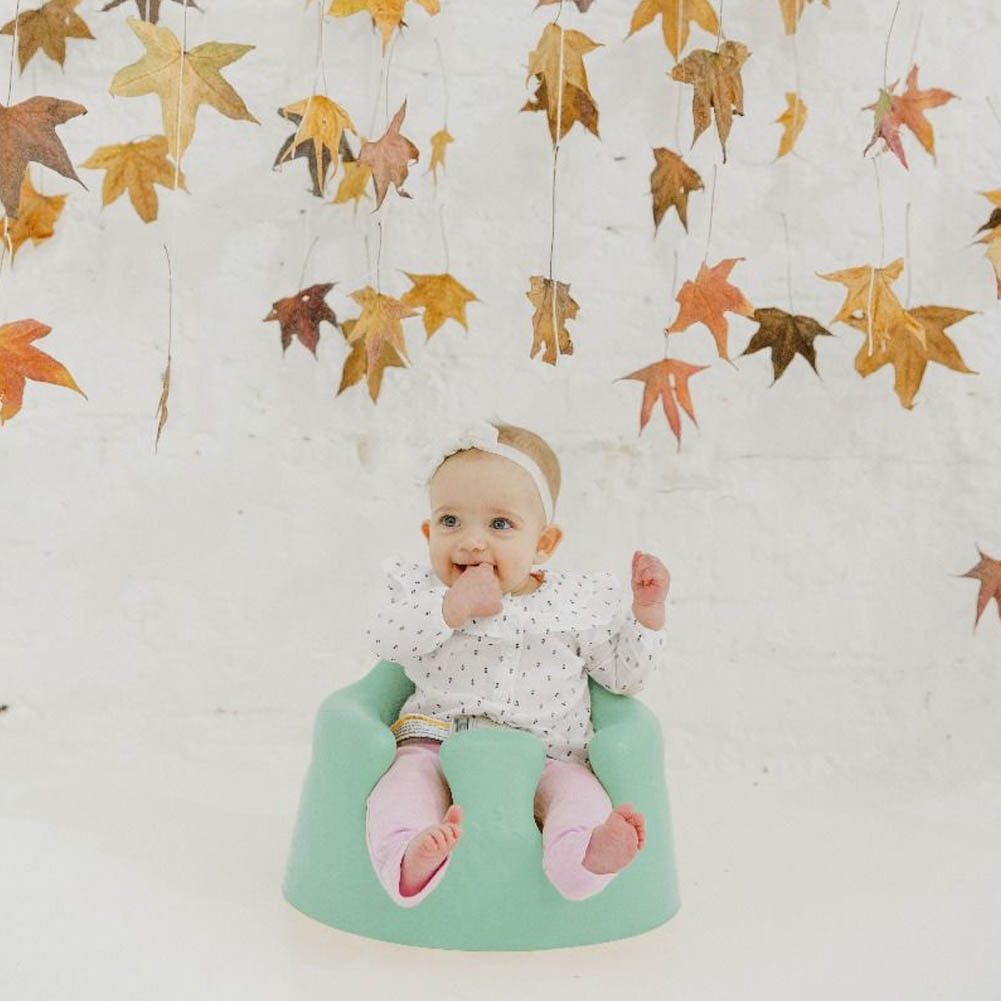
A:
264,282,339,356
358,101,419,210
0,0,94,71
650,146,702,233
526,275,578,365
670,40,749,162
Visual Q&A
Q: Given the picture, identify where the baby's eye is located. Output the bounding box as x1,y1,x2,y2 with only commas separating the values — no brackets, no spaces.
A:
439,514,458,528
490,517,512,530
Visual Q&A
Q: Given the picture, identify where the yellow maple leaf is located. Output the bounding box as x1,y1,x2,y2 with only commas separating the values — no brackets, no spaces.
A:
428,128,453,185
328,0,440,53
818,258,926,348
80,135,186,222
345,286,416,397
330,158,371,212
523,23,601,144
400,272,478,338
0,170,66,258
277,94,357,193
526,275,578,365
336,317,407,402
854,305,975,409
0,0,94,72
109,17,258,164
627,0,719,60
775,92,807,158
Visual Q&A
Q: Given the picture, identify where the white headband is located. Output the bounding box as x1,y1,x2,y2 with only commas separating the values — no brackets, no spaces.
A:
425,420,555,524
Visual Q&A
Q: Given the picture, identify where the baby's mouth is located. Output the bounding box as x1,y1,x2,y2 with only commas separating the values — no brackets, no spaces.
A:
453,561,493,574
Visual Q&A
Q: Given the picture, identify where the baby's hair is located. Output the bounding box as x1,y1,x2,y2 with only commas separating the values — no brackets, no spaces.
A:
492,422,561,513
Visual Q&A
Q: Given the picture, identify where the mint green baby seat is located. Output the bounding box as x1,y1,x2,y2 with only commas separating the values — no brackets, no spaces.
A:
284,660,680,950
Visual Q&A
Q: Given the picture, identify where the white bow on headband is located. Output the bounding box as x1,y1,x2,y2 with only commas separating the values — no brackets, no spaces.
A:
423,420,555,524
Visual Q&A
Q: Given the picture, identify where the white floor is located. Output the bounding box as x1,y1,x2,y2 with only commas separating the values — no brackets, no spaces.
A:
4,701,999,1001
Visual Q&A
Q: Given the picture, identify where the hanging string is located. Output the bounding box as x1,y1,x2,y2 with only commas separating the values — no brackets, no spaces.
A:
547,2,567,360
0,0,22,286
297,0,328,291
714,0,725,52
904,201,912,307
781,212,793,312
433,36,451,273
702,162,718,266
883,0,902,89
663,249,678,359
156,0,190,451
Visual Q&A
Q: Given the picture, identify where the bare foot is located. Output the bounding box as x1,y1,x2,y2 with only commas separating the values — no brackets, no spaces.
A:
582,803,645,876
399,804,464,897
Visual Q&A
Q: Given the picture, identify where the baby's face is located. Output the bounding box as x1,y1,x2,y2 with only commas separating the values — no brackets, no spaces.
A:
422,449,560,595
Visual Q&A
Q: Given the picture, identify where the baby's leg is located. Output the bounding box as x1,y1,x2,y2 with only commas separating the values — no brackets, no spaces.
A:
533,759,644,901
365,739,461,907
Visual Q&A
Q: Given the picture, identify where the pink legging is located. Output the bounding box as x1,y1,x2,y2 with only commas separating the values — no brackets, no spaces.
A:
365,738,616,907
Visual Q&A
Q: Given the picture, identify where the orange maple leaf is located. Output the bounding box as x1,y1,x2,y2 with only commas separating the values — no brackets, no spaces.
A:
359,101,419,210
960,549,1001,628
666,257,754,361
619,358,708,448
0,318,85,422
0,169,67,257
863,66,956,168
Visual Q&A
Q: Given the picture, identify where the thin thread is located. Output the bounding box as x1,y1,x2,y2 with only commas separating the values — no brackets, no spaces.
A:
434,36,449,128
873,157,885,266
904,201,912,307
376,219,383,293
675,0,683,63
664,250,678,359
987,97,1001,132
781,212,793,311
715,0,725,52
158,0,190,451
789,22,802,153
883,0,902,89
384,31,399,127
297,0,329,286
549,4,566,359
702,162,718,265
907,4,924,72
155,244,174,453
298,236,320,291
439,203,450,272
5,0,21,104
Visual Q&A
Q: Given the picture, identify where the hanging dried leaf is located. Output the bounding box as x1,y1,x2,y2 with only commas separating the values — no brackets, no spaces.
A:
276,94,357,196
775,92,807,158
670,40,749,162
854,304,975,409
619,358,708,448
777,0,829,35
336,317,407,402
740,307,832,382
344,286,416,398
400,272,478,338
863,66,956,168
109,18,258,164
330,159,371,211
80,135,186,222
428,127,453,184
0,170,66,257
358,101,419,210
0,0,94,71
0,318,85,423
523,22,602,144
328,0,439,54
0,96,86,218
101,0,200,24
650,146,702,233
264,282,339,356
627,0,719,60
818,258,925,347
666,257,754,361
960,549,1001,628
526,275,578,365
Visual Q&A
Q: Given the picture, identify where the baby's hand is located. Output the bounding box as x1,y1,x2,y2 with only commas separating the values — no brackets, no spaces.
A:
442,563,503,628
631,551,670,629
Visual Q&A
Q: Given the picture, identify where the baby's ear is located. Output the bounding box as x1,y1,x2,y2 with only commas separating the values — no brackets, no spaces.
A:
420,520,430,541
536,524,563,561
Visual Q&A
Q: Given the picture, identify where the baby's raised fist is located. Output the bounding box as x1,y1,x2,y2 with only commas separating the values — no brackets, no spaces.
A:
442,563,503,628
631,551,670,607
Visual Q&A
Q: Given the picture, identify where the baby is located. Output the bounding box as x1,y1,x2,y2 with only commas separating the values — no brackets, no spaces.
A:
364,421,670,905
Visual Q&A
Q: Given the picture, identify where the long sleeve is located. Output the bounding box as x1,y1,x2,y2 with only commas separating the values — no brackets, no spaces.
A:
364,558,454,668
578,614,665,696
